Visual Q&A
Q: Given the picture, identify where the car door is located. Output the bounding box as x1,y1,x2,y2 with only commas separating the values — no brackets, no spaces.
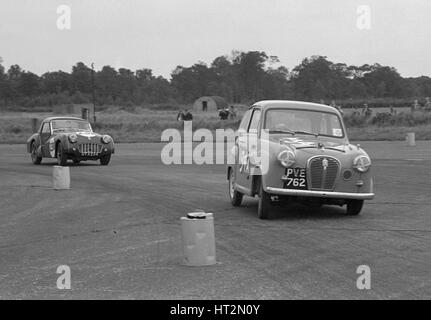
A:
40,122,53,157
235,108,261,193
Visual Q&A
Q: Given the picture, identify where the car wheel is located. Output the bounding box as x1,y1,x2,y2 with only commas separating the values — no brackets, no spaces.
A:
100,154,111,166
258,184,271,220
56,143,68,166
30,142,42,165
228,169,243,206
346,200,364,215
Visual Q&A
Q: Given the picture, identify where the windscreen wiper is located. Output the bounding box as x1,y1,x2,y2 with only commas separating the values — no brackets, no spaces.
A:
268,129,296,135
293,130,319,138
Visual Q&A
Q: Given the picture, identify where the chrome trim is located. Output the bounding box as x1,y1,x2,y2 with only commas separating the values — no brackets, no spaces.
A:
307,155,341,191
266,187,374,200
78,143,102,156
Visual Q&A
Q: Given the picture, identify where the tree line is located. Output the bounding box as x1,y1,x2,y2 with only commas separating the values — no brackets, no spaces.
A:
1,52,431,109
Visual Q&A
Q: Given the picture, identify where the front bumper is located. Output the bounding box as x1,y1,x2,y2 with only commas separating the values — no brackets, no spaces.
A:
67,145,112,159
265,187,375,200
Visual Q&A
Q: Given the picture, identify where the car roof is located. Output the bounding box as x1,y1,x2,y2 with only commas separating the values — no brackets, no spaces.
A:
252,100,340,114
43,116,87,122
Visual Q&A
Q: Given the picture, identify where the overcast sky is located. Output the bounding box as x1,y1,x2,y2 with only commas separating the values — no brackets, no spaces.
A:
1,0,430,79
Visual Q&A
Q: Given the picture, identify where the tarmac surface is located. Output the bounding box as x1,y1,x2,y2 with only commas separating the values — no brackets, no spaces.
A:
0,141,430,299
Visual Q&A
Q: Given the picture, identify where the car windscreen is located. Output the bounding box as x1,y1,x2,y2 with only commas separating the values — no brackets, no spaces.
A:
264,109,344,138
51,120,92,132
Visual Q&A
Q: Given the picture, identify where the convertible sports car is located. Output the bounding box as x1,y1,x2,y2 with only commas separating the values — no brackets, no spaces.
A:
26,117,114,166
227,100,374,219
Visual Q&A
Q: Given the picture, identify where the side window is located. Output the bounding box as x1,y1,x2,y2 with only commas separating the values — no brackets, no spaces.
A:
238,110,252,133
41,123,50,134
248,109,261,133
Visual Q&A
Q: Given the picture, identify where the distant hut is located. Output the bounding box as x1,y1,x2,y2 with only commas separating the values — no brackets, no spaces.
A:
193,96,228,112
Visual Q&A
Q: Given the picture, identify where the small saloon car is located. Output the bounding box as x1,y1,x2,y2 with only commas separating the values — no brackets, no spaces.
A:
227,100,374,219
27,117,114,166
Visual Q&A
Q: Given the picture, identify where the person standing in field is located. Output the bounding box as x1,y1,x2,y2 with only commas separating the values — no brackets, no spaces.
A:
177,110,185,121
425,97,431,112
229,106,236,119
183,109,193,121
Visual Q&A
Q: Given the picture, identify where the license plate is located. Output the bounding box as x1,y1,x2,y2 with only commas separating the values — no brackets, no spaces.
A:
282,168,307,190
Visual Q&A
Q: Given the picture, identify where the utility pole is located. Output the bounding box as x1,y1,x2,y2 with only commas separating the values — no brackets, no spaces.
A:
91,63,96,124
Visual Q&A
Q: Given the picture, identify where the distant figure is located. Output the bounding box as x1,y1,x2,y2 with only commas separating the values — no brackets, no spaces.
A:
363,104,372,117
425,97,431,112
353,106,360,116
176,110,185,121
410,100,420,113
183,109,193,121
390,105,397,115
229,106,236,119
219,108,229,120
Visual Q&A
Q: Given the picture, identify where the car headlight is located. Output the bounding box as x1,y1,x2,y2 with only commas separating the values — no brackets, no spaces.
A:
68,134,78,143
277,149,296,167
101,135,112,144
353,155,371,173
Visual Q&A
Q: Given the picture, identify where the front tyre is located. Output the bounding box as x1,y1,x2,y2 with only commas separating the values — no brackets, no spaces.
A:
100,154,111,166
346,200,364,215
56,143,67,166
30,142,42,165
228,169,243,206
258,184,271,219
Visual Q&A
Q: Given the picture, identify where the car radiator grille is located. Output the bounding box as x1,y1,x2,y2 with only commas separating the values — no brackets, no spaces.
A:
308,156,339,191
78,143,102,156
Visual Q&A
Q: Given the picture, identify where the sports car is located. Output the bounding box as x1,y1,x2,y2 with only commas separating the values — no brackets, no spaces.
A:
26,117,114,166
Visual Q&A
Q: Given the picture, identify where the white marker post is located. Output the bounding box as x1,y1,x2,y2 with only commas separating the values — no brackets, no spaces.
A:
181,211,216,266
53,166,70,190
406,132,416,147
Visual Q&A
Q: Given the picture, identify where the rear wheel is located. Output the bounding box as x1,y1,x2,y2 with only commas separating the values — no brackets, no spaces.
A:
258,184,271,219
100,154,111,166
346,200,364,215
56,143,67,166
228,169,243,206
30,142,42,165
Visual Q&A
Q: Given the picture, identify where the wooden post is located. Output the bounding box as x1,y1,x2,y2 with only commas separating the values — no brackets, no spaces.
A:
31,118,39,133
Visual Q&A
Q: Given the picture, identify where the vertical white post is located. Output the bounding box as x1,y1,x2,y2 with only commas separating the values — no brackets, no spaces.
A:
181,212,216,266
53,166,70,190
406,132,416,147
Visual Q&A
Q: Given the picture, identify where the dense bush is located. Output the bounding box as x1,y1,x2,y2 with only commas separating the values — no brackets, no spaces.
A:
343,110,431,127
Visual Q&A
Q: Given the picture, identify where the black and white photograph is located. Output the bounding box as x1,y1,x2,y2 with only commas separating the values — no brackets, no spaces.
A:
0,0,430,306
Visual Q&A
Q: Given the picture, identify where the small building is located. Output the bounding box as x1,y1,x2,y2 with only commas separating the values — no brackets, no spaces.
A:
192,96,228,112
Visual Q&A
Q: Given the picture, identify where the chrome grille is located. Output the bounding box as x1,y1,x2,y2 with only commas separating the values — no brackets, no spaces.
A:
78,143,102,156
308,156,339,191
